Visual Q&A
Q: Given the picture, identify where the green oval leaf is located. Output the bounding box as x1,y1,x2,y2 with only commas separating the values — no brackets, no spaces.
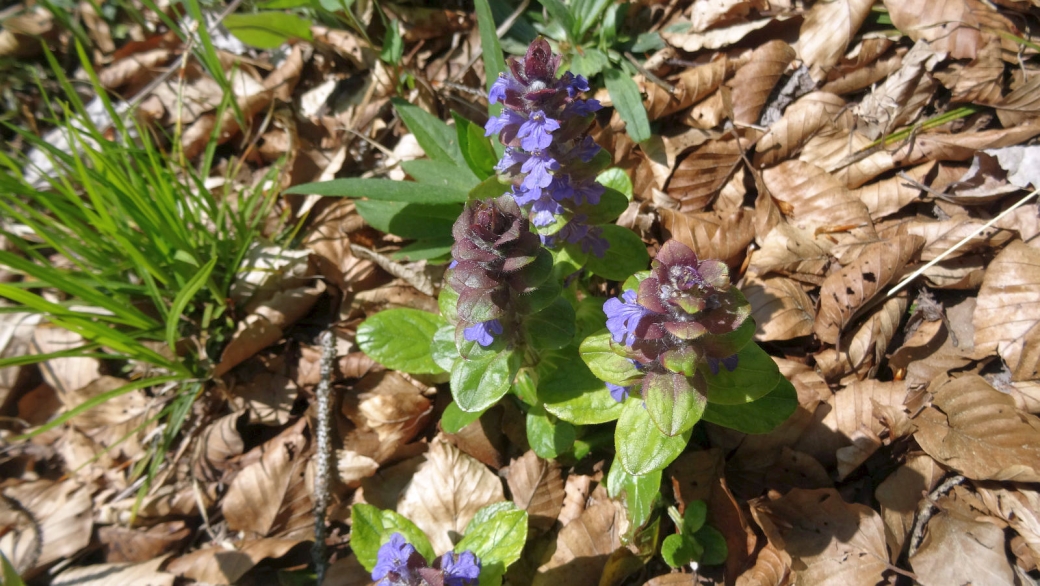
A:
703,342,781,405
285,177,469,204
526,405,577,459
616,397,691,476
431,324,460,372
357,309,447,374
603,68,651,143
526,297,576,350
606,460,661,533
224,12,313,49
643,371,706,437
584,225,649,281
701,375,797,434
451,348,520,412
442,401,484,434
541,347,624,424
350,503,436,571
579,330,642,386
455,501,528,585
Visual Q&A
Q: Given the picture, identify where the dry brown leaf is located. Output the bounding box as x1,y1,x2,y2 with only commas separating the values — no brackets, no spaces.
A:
223,418,309,536
888,318,947,375
505,450,565,537
98,521,191,564
689,0,763,31
659,207,755,269
748,222,833,284
893,122,1040,165
682,86,732,129
31,326,101,398
644,575,697,586
643,59,728,121
52,556,175,586
997,71,1040,127
669,448,725,507
742,276,815,341
821,39,905,96
874,453,943,559
532,500,621,585
321,553,370,586
397,438,505,554
750,488,889,585
883,0,999,59
754,92,850,168
166,537,305,584
914,375,1040,481
192,412,245,484
815,293,907,381
974,241,1040,380
98,49,173,90
662,17,776,53
727,41,795,125
343,371,432,463
735,541,792,586
666,137,745,211
909,492,1014,585
0,479,93,575
854,40,943,140
852,162,933,220
978,487,1040,568
793,0,874,80
882,214,1016,261
799,125,897,188
761,160,874,236
937,35,1004,105
815,234,924,345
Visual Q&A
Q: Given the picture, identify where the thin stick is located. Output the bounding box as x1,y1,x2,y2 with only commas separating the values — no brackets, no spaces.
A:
888,185,1040,297
312,330,336,586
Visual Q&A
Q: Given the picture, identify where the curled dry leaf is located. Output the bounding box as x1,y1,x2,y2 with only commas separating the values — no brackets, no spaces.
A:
815,293,907,382
914,374,1040,482
874,453,943,558
748,222,833,284
750,488,889,586
659,207,755,269
166,537,305,585
893,123,1040,166
727,41,796,125
666,136,745,212
223,418,309,536
793,0,875,80
396,438,505,554
32,326,101,398
799,126,897,188
999,75,1040,131
854,40,943,141
336,449,380,487
52,556,175,586
977,487,1040,568
192,412,245,484
755,92,849,168
735,541,791,586
689,0,763,32
0,479,93,576
974,241,1040,380
232,370,297,426
662,17,777,53
852,162,933,220
814,234,924,345
761,160,874,236
882,0,1000,60
937,36,1004,105
821,39,905,96
642,59,728,121
98,521,191,564
505,450,565,537
532,500,622,586
909,488,1015,586
742,275,815,341
342,371,432,464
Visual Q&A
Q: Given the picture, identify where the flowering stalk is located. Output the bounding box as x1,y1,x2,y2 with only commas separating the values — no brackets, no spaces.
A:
373,533,481,586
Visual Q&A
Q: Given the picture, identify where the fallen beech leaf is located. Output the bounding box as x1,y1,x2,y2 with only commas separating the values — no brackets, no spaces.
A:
750,488,889,585
735,541,791,586
914,375,1040,482
883,0,1000,59
52,556,175,586
893,123,1040,166
645,575,697,585
909,491,1014,585
0,479,92,575
642,59,727,120
748,222,833,284
852,162,933,220
984,144,1040,190
799,126,897,188
166,537,305,584
755,92,850,168
854,40,944,141
532,500,621,585
31,326,101,398
321,553,370,586
815,234,924,345
690,0,762,31
884,215,1016,261
336,449,380,487
666,137,745,212
815,293,907,381
821,39,905,96
974,241,1040,380
232,370,297,426
727,41,795,124
937,35,1003,105
742,275,815,341
662,17,777,53
397,438,505,554
761,160,874,235
343,371,432,463
793,0,874,80
223,418,309,536
874,454,943,558
98,521,191,564
978,487,1040,568
192,412,246,484
659,207,755,269
505,450,565,537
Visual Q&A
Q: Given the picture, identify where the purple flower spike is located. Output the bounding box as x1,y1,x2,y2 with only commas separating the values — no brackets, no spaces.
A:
604,290,654,347
607,383,631,402
464,319,504,347
520,152,558,193
517,111,560,151
489,73,520,104
442,551,482,586
372,533,417,583
485,110,526,138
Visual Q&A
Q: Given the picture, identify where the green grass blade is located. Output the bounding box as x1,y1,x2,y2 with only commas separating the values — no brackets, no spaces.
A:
165,257,218,351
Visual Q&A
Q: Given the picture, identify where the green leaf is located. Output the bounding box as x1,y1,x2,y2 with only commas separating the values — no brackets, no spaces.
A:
583,225,649,281
574,296,608,341
603,68,651,143
526,405,577,459
575,186,628,225
165,256,216,350
454,112,499,180
574,0,613,38
661,533,702,568
694,525,728,566
356,309,447,374
703,342,781,405
439,284,460,318
526,297,576,350
1,551,26,586
455,502,528,584
701,375,797,434
643,371,706,437
350,503,436,571
540,347,624,424
223,12,313,49
431,324,461,372
469,175,512,201
631,32,666,53
536,0,575,39
401,159,479,191
475,0,507,93
682,501,707,534
615,397,691,476
285,177,469,204
392,237,454,262
451,348,520,412
392,97,470,169
442,401,484,434
354,200,461,239
579,330,643,386
597,168,633,200
606,461,660,533
569,47,610,77
381,19,404,65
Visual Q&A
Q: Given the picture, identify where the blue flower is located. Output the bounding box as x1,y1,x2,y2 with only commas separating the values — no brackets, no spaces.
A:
463,319,503,347
604,289,653,347
441,551,482,586
489,73,521,104
568,178,604,206
565,98,602,117
495,147,529,174
560,72,590,96
572,135,601,162
484,109,525,137
372,533,416,583
517,110,560,151
606,383,632,402
706,353,740,375
520,152,558,195
529,196,565,227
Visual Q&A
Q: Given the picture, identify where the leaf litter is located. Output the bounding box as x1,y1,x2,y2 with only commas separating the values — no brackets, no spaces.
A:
4,0,1040,583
